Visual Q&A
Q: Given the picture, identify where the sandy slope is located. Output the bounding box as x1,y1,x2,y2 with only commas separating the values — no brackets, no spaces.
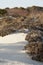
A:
0,33,43,65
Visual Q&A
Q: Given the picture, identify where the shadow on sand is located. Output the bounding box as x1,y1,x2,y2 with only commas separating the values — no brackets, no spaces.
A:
0,41,43,65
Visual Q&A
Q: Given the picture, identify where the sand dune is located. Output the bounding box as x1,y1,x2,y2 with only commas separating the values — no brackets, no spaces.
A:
0,33,43,65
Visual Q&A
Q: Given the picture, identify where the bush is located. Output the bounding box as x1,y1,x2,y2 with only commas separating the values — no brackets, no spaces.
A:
0,9,7,15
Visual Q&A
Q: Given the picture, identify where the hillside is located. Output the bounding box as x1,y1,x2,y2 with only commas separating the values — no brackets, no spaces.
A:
0,6,43,36
0,6,43,62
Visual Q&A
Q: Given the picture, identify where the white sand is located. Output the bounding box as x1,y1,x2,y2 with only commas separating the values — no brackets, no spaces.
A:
0,33,27,43
0,33,43,65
